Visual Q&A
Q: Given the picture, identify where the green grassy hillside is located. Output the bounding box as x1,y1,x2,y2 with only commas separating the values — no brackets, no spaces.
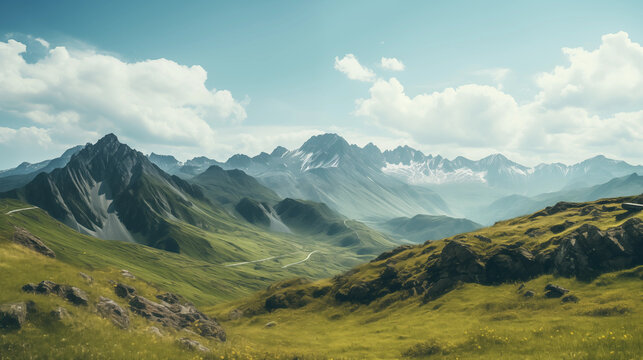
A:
209,195,643,359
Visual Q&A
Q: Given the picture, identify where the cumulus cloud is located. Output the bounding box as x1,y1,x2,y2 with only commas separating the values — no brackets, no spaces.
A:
334,54,376,82
536,31,643,113
380,57,405,71
351,31,643,165
355,79,521,147
0,38,247,150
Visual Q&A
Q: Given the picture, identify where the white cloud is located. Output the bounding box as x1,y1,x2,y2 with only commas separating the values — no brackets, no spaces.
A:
0,38,247,150
356,79,521,147
351,31,643,165
34,37,49,48
380,57,405,71
334,54,376,82
536,31,643,113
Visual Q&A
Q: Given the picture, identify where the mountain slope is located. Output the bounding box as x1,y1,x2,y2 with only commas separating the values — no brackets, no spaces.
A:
1,134,210,252
481,173,643,224
212,195,643,359
376,214,482,243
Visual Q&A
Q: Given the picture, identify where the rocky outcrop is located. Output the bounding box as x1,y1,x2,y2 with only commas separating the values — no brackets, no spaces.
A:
96,297,130,329
129,293,225,341
0,303,26,330
177,338,209,352
114,283,137,298
12,227,55,258
485,246,539,283
544,284,569,298
551,218,643,280
22,280,88,306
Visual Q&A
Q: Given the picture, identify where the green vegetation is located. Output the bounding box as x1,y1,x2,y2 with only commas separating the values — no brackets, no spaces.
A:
209,196,643,359
1,196,642,359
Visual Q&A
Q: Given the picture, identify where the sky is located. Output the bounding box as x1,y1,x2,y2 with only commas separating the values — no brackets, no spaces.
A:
0,0,642,169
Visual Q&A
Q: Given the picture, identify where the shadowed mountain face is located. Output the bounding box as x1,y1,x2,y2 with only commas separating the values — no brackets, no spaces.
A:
1,134,206,250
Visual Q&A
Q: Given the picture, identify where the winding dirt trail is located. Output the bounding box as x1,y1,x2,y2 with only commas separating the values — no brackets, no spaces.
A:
281,250,319,268
5,206,38,215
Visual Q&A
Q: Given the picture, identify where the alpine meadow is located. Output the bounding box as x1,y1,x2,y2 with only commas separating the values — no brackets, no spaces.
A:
0,1,642,359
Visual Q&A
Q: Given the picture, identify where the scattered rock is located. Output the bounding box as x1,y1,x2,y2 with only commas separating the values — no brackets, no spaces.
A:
177,338,209,353
147,326,163,337
474,234,492,243
78,272,93,284
35,280,57,294
58,286,89,306
550,220,574,234
517,283,525,291
156,292,181,304
561,294,579,303
544,284,569,298
264,321,277,328
120,270,135,279
50,306,70,320
0,303,26,330
114,283,137,299
22,281,88,306
12,227,55,258
21,283,37,293
523,290,535,298
228,309,243,320
128,295,226,341
96,296,130,329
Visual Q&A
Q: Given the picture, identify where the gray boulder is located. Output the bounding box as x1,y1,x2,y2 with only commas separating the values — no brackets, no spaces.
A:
50,306,70,320
0,302,27,330
96,296,130,329
114,283,137,298
12,227,55,258
178,338,209,352
544,284,569,298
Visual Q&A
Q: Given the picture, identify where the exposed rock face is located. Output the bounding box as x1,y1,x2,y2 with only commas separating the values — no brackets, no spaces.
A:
177,338,209,352
258,216,643,310
22,280,88,306
486,246,539,283
544,284,569,298
0,303,26,330
50,306,69,320
12,227,55,258
97,296,130,329
129,294,225,341
114,283,137,298
552,218,643,280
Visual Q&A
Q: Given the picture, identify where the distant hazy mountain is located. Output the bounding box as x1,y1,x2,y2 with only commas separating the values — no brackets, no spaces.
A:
480,172,643,224
215,134,451,221
382,147,643,195
148,153,223,178
148,132,643,223
375,214,482,243
0,145,84,192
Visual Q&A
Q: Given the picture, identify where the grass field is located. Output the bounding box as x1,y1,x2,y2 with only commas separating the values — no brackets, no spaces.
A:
1,197,641,359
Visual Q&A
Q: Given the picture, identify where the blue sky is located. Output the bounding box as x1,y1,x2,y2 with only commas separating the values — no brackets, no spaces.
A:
0,0,642,168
